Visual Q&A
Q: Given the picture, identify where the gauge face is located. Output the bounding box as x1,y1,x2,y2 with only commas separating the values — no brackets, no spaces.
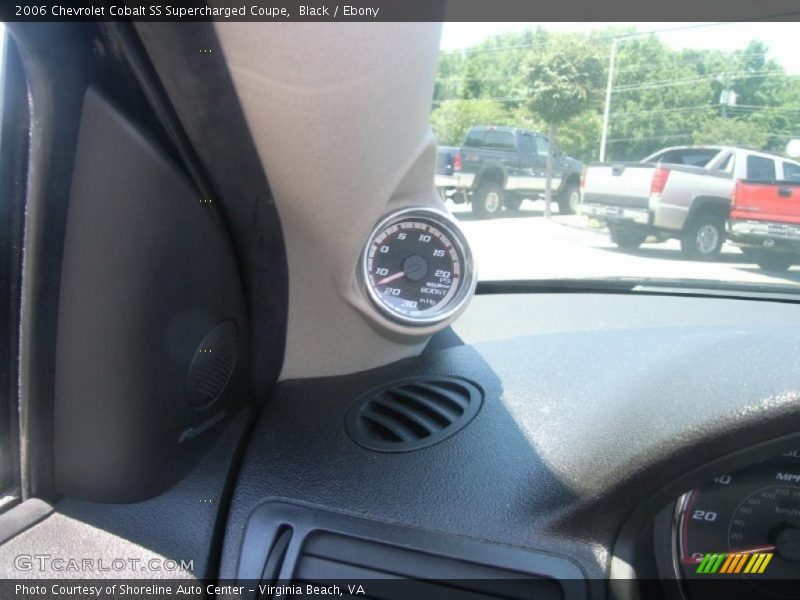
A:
676,451,800,599
362,209,475,325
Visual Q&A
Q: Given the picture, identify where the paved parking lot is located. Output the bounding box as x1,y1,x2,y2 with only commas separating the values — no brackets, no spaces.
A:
449,199,800,287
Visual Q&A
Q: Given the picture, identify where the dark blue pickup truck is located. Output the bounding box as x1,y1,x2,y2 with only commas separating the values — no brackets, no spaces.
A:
435,126,584,218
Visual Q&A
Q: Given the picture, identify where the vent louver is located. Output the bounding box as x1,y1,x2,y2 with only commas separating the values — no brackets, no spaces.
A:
346,376,482,452
294,531,563,600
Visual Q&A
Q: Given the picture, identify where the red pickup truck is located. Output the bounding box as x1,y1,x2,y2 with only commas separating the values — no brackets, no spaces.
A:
728,179,800,271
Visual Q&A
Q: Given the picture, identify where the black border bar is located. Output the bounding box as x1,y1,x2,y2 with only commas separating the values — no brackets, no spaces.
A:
2,0,800,22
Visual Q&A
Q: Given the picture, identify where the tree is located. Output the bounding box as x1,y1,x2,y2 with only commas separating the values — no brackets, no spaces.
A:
430,99,515,146
693,117,770,149
431,28,800,169
527,42,604,216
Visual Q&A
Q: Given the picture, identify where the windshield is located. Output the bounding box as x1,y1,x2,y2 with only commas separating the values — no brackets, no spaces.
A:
432,22,800,291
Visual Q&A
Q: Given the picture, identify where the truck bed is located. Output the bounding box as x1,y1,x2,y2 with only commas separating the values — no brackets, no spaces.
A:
582,162,726,207
731,180,800,224
581,162,656,208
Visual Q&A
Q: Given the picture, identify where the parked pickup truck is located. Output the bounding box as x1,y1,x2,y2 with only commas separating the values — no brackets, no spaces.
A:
435,126,584,218
579,145,800,259
434,145,458,201
728,179,800,271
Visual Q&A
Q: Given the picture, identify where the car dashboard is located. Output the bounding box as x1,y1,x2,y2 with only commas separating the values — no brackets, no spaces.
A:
215,292,800,599
4,18,800,600
0,291,799,599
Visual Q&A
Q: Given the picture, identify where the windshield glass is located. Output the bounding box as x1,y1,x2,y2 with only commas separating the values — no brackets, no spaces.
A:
433,22,800,290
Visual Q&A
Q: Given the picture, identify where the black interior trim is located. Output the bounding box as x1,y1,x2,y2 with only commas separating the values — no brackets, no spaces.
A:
0,409,251,579
133,22,289,401
610,430,800,600
53,87,249,501
0,499,52,546
9,22,94,501
99,22,226,231
0,37,29,502
221,293,800,595
238,502,586,599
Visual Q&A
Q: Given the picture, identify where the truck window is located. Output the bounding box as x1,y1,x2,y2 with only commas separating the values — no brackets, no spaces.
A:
746,155,777,181
713,153,733,172
484,130,515,150
534,136,549,157
464,129,485,147
654,148,719,167
518,134,534,155
782,162,800,182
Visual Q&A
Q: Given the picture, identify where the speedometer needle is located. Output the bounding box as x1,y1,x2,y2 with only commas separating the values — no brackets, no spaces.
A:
377,271,405,285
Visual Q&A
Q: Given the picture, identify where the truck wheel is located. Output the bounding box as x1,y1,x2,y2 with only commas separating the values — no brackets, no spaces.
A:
504,197,522,212
754,251,794,272
681,213,725,260
558,183,581,215
472,184,504,219
608,224,647,249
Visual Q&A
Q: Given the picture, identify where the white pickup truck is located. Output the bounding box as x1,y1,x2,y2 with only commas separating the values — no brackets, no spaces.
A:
579,145,800,259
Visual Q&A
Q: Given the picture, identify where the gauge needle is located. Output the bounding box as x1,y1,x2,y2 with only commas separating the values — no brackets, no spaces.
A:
681,544,777,564
377,271,405,285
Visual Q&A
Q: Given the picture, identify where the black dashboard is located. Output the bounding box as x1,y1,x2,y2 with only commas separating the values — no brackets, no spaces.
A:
1,292,800,598
654,451,800,600
218,292,800,599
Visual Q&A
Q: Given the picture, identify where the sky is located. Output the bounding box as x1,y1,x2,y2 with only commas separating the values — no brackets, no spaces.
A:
440,22,800,75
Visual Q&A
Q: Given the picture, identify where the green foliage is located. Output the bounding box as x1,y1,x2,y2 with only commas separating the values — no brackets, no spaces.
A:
431,100,517,146
557,113,603,162
430,27,800,161
526,42,605,126
693,118,770,148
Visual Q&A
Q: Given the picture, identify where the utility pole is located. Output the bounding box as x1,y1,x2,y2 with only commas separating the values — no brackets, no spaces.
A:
718,73,736,119
599,37,618,162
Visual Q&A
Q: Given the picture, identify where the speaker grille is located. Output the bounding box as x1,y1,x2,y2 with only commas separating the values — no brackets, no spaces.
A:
346,377,482,452
186,319,238,408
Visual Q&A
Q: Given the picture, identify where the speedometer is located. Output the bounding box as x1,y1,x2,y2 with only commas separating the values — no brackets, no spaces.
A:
675,451,800,599
361,207,476,325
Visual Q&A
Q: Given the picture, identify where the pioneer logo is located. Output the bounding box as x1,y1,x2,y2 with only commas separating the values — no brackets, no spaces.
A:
177,410,226,444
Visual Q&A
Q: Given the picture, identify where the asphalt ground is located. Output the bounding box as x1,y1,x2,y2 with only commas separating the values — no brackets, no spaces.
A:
448,199,800,288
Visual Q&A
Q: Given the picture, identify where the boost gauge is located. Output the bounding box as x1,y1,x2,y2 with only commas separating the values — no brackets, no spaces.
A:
361,208,476,326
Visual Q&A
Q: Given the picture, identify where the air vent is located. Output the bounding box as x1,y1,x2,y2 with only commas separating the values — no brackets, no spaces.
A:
294,531,563,600
346,376,482,452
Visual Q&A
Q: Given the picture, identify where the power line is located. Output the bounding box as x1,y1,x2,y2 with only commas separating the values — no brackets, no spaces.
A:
766,130,800,137
439,22,732,56
435,53,771,84
434,69,795,102
613,52,769,75
614,69,791,92
609,105,717,118
431,97,527,105
607,132,695,143
607,129,800,144
433,68,797,105
727,104,800,112
436,75,528,84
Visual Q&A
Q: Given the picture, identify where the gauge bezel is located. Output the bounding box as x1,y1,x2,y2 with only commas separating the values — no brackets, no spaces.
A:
360,207,476,326
671,492,694,600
